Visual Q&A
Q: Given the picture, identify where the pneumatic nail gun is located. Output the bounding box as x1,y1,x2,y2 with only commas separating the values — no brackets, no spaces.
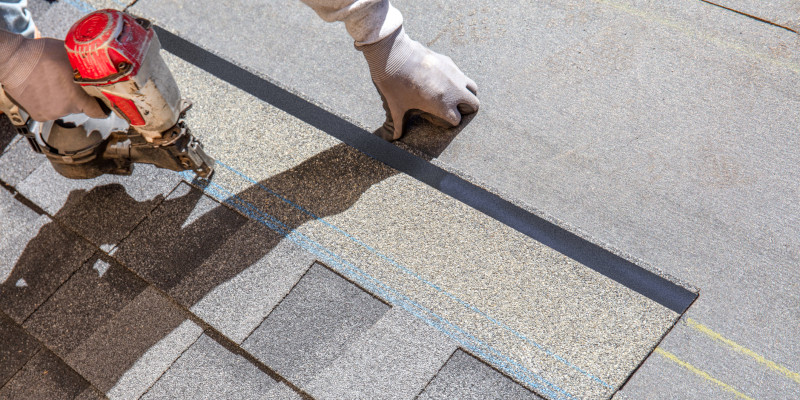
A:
0,9,213,179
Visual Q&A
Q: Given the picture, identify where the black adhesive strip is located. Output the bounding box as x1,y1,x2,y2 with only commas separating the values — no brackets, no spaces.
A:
155,26,697,314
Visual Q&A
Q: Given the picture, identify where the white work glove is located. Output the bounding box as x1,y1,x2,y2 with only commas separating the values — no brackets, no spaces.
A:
0,0,36,38
358,27,479,140
0,31,105,122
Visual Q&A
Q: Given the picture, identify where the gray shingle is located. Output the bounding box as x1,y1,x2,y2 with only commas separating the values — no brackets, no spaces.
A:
0,349,90,400
107,320,203,400
14,162,180,248
142,334,278,400
22,254,148,357
0,186,48,285
75,386,107,400
263,383,303,400
33,0,85,39
187,226,317,343
306,307,457,400
242,262,389,386
0,135,46,187
0,214,95,324
0,116,16,155
0,311,40,388
418,349,543,400
113,183,251,305
65,287,187,392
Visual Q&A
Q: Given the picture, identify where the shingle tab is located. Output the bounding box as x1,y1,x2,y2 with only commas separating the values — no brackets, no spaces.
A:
242,263,389,387
14,162,180,248
264,382,303,400
74,386,106,400
0,213,95,324
306,307,457,400
0,349,90,400
65,287,187,392
0,311,40,388
188,226,317,343
108,320,204,400
114,183,252,305
0,186,48,287
418,349,543,400
0,136,46,187
23,254,148,357
0,116,16,155
142,334,278,399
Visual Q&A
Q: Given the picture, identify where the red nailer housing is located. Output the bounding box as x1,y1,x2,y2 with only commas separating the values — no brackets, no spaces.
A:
65,9,182,142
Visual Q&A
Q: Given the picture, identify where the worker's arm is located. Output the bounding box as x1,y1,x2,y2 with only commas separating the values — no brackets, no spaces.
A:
0,29,104,121
299,0,479,140
0,0,36,38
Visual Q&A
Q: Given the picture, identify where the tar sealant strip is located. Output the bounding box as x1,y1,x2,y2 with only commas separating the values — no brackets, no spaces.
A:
155,26,697,314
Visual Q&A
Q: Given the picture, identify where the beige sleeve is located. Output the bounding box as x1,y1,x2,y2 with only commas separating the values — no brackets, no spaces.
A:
298,0,403,45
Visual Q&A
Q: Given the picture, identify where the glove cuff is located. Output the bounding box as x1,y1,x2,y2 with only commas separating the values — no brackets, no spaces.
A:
0,31,44,91
357,26,415,83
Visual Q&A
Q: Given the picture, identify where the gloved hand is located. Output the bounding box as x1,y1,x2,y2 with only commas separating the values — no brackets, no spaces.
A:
0,32,105,122
358,27,479,140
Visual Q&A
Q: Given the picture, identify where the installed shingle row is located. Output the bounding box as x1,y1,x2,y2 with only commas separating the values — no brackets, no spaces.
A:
0,152,539,398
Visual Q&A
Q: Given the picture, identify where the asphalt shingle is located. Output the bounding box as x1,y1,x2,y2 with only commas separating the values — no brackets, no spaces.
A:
242,262,389,387
141,334,278,399
14,162,180,249
113,183,252,305
127,38,683,398
0,349,91,400
12,1,799,399
294,172,678,398
187,225,317,344
0,311,40,388
0,215,95,324
29,0,86,40
74,386,106,400
0,136,45,187
22,254,148,357
83,0,127,12
306,307,457,400
263,383,303,400
64,286,187,393
0,116,17,155
107,319,203,400
417,349,543,400
0,185,48,285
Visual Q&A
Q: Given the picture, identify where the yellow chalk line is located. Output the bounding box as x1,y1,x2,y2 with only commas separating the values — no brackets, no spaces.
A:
655,347,754,400
687,318,800,385
593,0,800,74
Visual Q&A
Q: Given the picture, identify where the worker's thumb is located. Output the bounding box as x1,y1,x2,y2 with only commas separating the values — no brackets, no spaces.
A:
389,103,409,141
77,95,108,119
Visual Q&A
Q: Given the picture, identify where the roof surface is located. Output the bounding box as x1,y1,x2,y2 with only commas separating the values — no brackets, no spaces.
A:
1,0,798,399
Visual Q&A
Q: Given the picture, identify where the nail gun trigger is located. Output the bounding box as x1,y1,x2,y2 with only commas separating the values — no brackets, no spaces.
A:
179,99,193,117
